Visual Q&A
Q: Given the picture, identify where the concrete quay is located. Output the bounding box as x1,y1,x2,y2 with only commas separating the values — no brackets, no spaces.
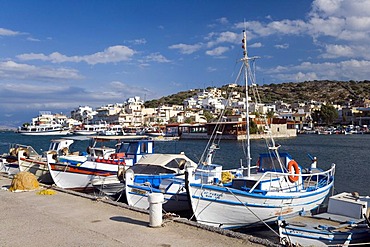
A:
0,175,280,247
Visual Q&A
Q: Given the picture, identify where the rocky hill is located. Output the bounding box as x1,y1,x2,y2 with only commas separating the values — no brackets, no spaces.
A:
144,80,370,107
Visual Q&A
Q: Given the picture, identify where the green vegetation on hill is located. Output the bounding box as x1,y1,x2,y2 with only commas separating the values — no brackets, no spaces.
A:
144,80,370,107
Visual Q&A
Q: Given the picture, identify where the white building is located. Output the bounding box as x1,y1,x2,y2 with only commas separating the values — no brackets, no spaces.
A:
70,106,96,124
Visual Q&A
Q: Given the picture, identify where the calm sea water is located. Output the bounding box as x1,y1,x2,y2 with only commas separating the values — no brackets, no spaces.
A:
0,131,369,196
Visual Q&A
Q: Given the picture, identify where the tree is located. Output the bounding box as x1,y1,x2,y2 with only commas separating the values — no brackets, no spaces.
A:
249,120,258,134
266,110,274,119
203,110,214,123
320,104,338,125
184,116,195,124
311,110,321,125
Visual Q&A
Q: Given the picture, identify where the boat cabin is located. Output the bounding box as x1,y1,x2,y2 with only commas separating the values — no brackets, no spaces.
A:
48,139,75,156
114,139,154,166
257,152,293,173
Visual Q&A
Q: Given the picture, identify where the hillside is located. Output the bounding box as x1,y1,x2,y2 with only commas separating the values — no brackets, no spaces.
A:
144,80,370,107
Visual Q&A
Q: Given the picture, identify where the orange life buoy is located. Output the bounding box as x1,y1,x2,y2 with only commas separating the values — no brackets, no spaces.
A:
287,160,300,183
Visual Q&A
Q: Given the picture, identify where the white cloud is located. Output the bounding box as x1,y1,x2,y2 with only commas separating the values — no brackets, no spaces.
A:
109,80,151,96
0,79,153,114
207,67,217,72
0,27,21,36
320,44,354,58
168,43,202,54
0,61,82,80
216,17,229,25
205,46,229,56
232,0,370,61
274,43,289,49
145,53,170,63
128,38,147,45
266,59,370,82
27,37,40,42
17,45,136,65
236,20,308,38
206,31,239,47
250,42,262,48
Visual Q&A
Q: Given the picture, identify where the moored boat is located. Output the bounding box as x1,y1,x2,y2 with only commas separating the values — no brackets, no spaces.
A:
185,30,336,229
124,153,196,212
278,192,370,246
73,122,108,135
46,137,154,191
17,111,70,136
18,138,85,184
0,144,22,175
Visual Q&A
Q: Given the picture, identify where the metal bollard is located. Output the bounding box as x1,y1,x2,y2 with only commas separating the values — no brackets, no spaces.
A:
148,193,164,227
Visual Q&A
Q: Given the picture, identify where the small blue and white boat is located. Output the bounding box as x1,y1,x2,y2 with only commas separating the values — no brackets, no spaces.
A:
278,192,370,246
125,153,197,212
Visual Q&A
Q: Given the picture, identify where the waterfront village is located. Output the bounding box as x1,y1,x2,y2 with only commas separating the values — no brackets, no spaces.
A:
18,84,370,139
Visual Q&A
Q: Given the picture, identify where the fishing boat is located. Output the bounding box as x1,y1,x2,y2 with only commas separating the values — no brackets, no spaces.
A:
73,122,108,135
124,153,196,212
46,137,154,191
0,144,22,176
17,138,85,184
185,30,336,229
91,175,125,197
137,126,165,137
98,125,125,136
278,192,370,246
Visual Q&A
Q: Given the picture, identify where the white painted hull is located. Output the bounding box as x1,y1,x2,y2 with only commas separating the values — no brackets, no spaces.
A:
47,156,120,190
18,156,53,184
185,163,335,229
91,175,124,196
1,158,19,175
73,130,98,135
18,130,70,136
187,182,333,228
278,221,370,247
50,168,94,189
125,170,189,212
126,184,189,212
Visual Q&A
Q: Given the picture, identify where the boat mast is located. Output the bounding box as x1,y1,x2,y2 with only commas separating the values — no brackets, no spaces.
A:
241,30,252,177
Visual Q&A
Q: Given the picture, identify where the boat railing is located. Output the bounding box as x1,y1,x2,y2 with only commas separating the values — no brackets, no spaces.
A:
14,144,40,157
248,163,336,193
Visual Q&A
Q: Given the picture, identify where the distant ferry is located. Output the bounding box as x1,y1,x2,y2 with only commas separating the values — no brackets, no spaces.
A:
17,111,70,136
17,123,70,136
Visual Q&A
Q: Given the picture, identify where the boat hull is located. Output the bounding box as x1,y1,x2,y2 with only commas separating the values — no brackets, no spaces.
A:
46,154,120,191
185,167,335,229
18,157,53,184
125,168,190,212
18,130,70,136
91,175,125,196
278,219,370,247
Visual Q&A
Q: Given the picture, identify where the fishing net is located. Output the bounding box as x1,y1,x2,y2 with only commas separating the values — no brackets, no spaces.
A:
9,171,39,192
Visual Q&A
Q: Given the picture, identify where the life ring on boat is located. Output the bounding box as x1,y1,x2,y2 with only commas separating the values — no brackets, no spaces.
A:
287,160,300,183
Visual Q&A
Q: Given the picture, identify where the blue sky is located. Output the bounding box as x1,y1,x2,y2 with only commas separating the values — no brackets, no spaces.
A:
1,0,370,127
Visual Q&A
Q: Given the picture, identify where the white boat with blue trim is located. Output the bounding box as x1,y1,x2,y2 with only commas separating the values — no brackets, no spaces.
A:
124,153,196,212
185,30,336,229
278,192,370,246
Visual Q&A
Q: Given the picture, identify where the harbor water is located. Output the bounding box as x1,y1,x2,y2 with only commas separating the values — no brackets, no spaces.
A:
0,131,369,196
